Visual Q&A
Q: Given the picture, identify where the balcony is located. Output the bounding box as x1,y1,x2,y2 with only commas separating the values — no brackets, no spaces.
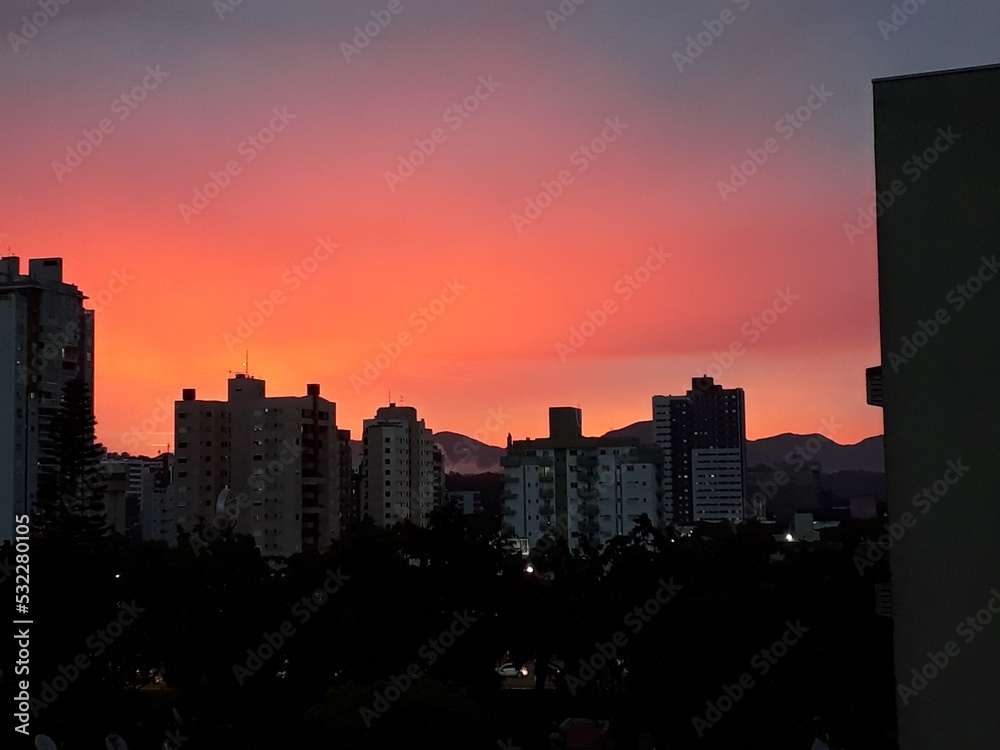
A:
578,521,600,534
577,455,599,468
504,475,520,484
539,504,554,515
539,473,554,483
580,502,600,516
502,507,517,516
577,487,599,500
539,486,555,500
500,455,521,468
501,491,518,501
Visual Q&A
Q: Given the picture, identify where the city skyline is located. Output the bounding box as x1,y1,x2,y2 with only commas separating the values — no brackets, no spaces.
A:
4,1,999,455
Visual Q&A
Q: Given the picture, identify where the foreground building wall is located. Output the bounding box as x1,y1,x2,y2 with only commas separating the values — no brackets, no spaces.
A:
874,63,1000,748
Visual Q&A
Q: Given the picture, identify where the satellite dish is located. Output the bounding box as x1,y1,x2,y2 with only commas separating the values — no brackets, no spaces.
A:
215,487,238,526
105,734,129,750
34,736,57,750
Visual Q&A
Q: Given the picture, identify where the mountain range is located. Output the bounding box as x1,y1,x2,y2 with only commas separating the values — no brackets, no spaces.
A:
350,422,885,475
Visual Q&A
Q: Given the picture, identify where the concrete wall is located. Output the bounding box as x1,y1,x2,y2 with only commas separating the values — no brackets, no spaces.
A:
874,64,1000,748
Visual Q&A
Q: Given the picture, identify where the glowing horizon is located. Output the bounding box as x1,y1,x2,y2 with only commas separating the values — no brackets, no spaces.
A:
3,1,995,455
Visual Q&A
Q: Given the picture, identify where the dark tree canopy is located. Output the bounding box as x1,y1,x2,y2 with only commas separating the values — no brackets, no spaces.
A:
33,376,110,545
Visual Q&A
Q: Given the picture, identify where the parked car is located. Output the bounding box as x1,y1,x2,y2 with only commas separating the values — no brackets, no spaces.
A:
496,662,529,677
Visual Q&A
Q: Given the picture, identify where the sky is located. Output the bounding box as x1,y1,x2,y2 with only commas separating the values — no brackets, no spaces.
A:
2,0,998,454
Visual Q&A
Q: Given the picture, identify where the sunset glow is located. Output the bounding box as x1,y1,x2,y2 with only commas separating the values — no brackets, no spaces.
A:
4,0,995,454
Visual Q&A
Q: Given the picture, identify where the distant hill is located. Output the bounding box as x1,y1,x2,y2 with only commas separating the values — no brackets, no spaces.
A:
602,421,884,474
348,421,885,475
348,431,507,474
434,431,507,475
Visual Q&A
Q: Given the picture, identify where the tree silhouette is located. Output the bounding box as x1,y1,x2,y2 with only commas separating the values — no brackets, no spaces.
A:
33,377,110,545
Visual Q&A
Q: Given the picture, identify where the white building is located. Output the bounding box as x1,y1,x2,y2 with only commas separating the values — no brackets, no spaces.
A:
360,403,441,529
0,257,94,542
502,407,659,552
174,375,344,556
445,490,482,515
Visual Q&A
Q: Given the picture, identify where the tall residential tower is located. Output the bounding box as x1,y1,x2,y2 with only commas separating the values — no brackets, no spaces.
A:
174,375,346,556
360,403,441,528
502,407,660,552
0,257,94,541
653,376,747,527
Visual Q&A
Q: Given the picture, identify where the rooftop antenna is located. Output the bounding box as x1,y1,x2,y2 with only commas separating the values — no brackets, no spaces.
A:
244,350,249,377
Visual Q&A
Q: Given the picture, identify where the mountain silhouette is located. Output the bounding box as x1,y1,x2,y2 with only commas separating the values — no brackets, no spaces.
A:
392,421,886,475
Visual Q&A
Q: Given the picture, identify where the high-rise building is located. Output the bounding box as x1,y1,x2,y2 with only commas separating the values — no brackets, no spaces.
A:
140,454,175,545
360,403,441,529
102,454,174,541
335,428,358,533
872,63,1000,749
501,407,660,552
653,376,747,528
0,257,94,541
174,375,345,556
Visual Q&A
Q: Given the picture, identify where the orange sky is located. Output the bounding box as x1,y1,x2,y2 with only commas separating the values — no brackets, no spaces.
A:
5,0,993,453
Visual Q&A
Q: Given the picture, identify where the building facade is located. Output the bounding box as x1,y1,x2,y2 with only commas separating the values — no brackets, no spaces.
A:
653,376,747,527
0,257,94,541
873,64,1000,749
360,403,442,529
174,375,344,556
502,407,659,552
